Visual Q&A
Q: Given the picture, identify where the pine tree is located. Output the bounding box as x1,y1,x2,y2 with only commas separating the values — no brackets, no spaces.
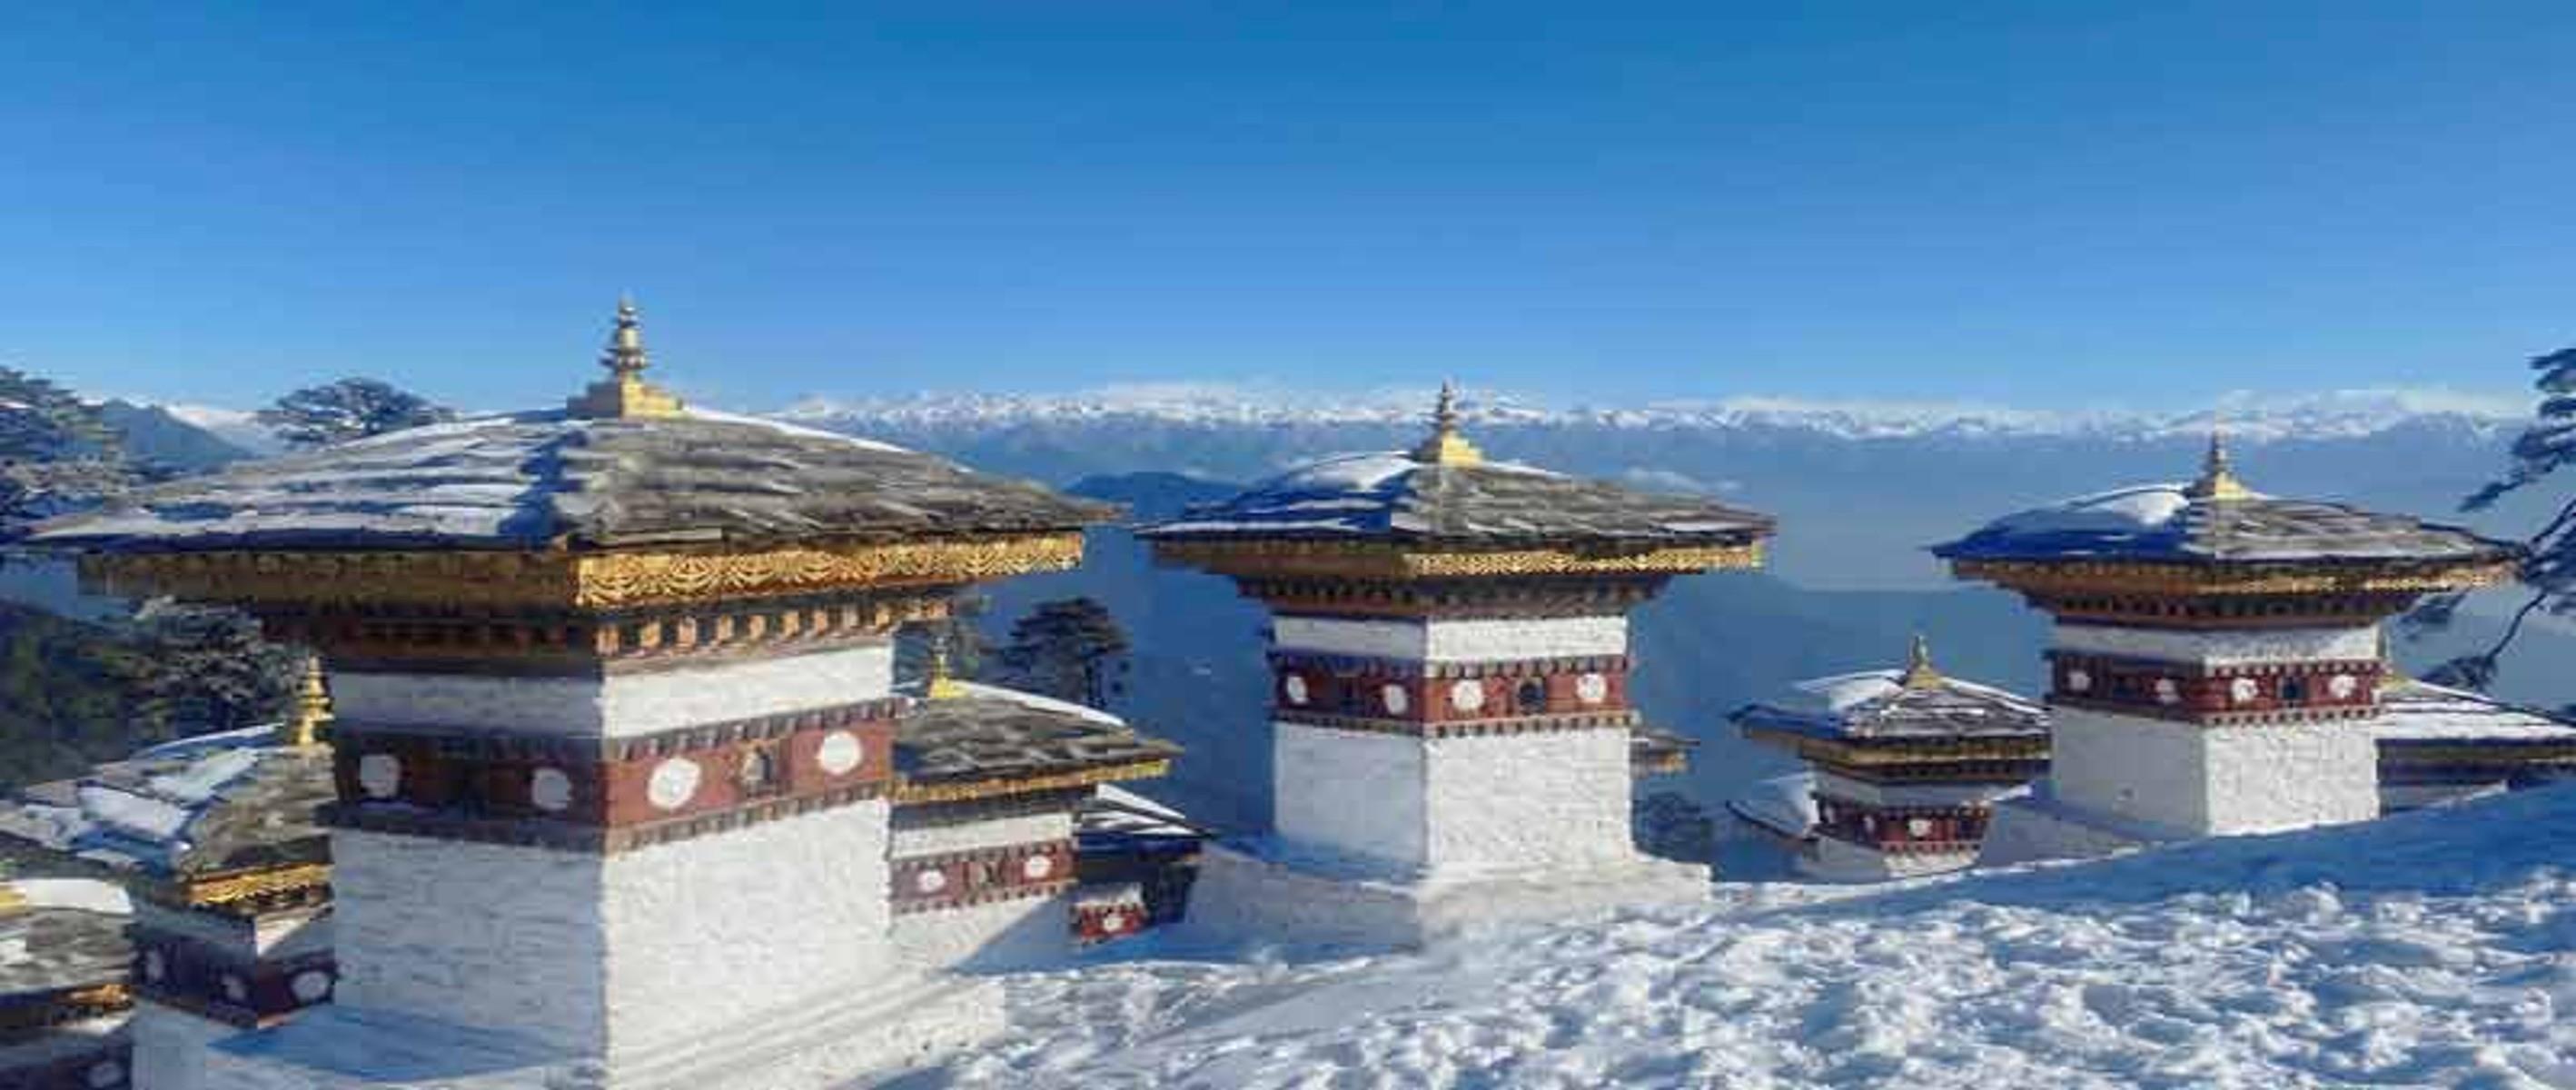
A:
257,377,455,448
0,367,137,537
2413,345,2576,689
995,598,1132,709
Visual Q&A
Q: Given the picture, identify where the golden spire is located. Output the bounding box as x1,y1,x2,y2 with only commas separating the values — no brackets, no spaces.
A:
280,655,333,748
1898,632,1946,690
925,631,966,700
568,296,685,420
1409,380,1484,466
2378,626,2411,686
2184,418,2254,501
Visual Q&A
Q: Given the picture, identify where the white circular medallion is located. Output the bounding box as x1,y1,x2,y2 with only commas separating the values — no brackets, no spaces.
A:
222,975,248,1004
1283,674,1310,706
1100,912,1129,934
2230,678,2261,705
1575,672,1610,706
530,768,573,813
143,950,165,982
647,758,701,811
1023,854,1056,880
2329,674,2359,700
1449,679,1486,714
2155,679,2181,706
291,969,333,1004
1382,684,1410,716
356,754,401,799
915,868,949,895
86,1061,122,1089
817,730,867,776
1907,818,1932,837
2066,669,2094,694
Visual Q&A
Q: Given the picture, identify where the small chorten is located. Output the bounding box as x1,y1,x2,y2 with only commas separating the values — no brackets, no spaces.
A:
1409,381,1483,467
279,656,332,749
566,296,685,420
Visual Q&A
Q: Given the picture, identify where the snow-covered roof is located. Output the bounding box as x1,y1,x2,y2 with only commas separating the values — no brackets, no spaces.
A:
2372,678,2576,745
1933,481,2512,567
0,889,131,1004
1139,450,1774,547
1728,772,1820,839
896,683,1181,791
0,725,332,879
31,406,1110,553
1733,665,2049,744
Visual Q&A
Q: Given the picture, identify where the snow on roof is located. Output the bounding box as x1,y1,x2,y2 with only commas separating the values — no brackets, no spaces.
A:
1735,668,2048,743
1140,450,1774,546
1934,481,2513,567
897,685,1180,788
2373,678,2576,743
0,727,332,878
31,406,1107,553
1728,771,1819,838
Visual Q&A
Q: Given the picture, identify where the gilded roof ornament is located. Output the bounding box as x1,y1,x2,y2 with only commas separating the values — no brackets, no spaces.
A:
924,631,966,701
280,655,333,748
2184,420,2254,501
568,296,685,420
1898,632,1946,690
1409,381,1484,467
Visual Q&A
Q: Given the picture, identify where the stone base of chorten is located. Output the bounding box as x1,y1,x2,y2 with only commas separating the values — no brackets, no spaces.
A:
192,974,1003,1090
1179,837,1709,952
1795,837,1977,883
1974,793,2166,867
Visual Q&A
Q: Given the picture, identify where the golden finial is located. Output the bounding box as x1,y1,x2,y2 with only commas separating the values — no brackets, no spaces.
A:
1898,632,1946,690
1409,380,1484,466
280,655,332,748
2377,626,2411,687
568,296,685,420
925,630,966,700
2184,418,2254,501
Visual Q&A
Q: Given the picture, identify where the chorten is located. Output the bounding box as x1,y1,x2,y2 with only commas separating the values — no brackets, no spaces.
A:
33,302,1110,1089
1937,433,2517,864
1730,635,2049,880
1141,383,1775,946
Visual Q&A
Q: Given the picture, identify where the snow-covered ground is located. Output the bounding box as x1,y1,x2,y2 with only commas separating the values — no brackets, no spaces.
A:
916,785,2576,1089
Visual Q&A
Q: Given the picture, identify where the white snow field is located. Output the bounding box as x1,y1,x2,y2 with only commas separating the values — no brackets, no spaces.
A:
919,784,2576,1089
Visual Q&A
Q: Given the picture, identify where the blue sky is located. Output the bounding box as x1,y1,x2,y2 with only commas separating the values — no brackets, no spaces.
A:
2,3,2571,413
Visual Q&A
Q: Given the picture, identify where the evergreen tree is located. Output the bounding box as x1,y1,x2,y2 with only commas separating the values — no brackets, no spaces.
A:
2412,345,2576,689
126,600,301,735
995,598,1132,709
258,377,455,448
895,595,995,692
0,367,137,537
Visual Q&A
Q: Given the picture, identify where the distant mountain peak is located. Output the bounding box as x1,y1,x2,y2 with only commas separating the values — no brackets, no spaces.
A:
775,385,2529,444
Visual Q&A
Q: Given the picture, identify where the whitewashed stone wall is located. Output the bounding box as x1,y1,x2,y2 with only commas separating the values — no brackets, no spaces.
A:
1273,723,1426,869
889,811,1072,858
1802,837,1975,883
890,892,1072,972
598,801,893,1059
1271,616,1628,663
331,644,894,738
134,1003,237,1090
2049,707,2378,836
328,831,610,1055
2052,623,2380,667
1422,728,1634,875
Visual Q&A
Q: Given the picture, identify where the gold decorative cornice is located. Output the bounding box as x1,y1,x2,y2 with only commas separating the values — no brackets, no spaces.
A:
1950,557,2513,599
892,758,1173,805
1739,728,2050,768
82,532,1086,612
1154,539,1764,581
178,862,332,909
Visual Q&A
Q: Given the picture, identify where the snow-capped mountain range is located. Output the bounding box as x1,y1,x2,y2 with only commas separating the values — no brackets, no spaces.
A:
775,384,2532,443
